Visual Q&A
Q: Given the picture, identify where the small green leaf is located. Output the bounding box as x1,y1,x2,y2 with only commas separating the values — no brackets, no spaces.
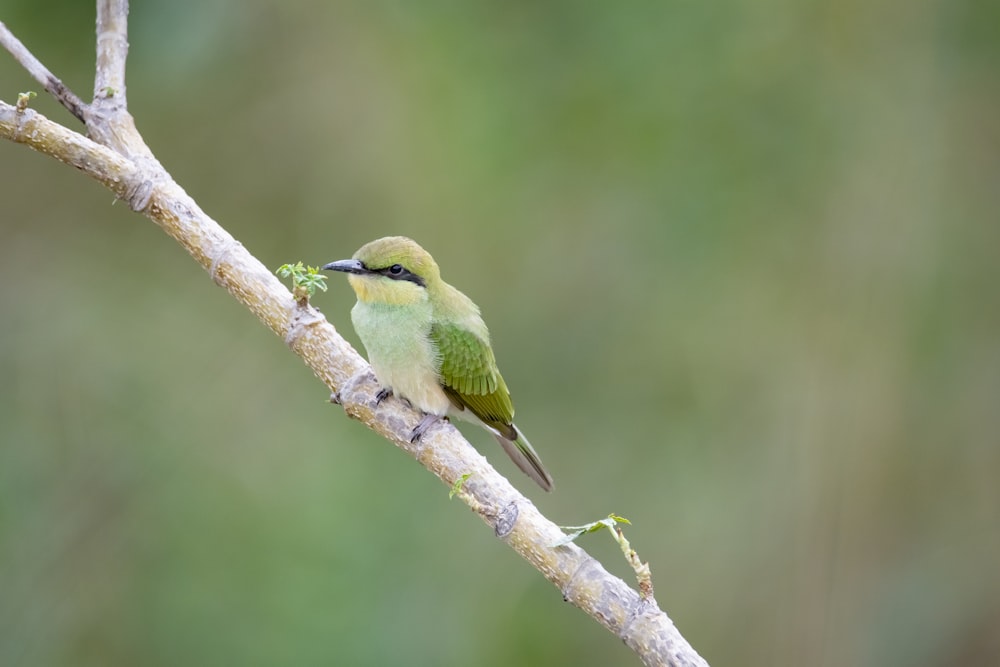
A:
449,473,472,499
16,91,37,112
552,513,632,547
276,261,328,299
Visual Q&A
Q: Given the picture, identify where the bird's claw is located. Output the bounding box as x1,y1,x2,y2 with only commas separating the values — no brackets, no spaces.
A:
375,387,393,405
410,413,445,443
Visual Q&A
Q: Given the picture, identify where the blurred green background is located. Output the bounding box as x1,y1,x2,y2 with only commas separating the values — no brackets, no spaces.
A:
2,1,998,665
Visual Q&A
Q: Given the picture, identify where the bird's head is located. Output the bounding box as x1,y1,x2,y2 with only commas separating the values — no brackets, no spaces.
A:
323,236,441,305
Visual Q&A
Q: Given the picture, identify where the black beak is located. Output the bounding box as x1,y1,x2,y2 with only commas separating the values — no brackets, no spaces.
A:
322,259,368,275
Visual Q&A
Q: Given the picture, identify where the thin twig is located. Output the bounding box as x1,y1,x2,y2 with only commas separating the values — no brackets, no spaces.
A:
0,21,87,122
87,1,161,170
93,0,129,107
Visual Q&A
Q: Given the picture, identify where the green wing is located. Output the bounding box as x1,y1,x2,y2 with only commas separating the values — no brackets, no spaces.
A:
430,321,516,438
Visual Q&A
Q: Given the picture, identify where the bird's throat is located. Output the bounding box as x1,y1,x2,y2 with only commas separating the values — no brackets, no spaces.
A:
348,274,426,306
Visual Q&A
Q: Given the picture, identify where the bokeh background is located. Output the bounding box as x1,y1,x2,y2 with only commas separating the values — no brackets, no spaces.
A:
2,1,998,665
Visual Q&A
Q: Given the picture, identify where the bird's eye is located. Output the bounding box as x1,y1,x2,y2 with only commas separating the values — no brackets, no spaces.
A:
388,264,404,275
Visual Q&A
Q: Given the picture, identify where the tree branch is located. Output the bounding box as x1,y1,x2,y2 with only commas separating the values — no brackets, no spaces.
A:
0,21,87,122
0,6,708,667
94,0,130,104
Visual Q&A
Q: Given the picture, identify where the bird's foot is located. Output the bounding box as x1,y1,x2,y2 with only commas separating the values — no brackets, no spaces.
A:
375,387,393,405
410,414,447,443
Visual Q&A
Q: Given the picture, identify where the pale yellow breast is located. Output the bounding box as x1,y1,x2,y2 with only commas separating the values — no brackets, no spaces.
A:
350,298,451,416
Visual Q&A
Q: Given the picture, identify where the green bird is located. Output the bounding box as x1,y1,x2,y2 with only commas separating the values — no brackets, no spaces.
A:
322,236,554,491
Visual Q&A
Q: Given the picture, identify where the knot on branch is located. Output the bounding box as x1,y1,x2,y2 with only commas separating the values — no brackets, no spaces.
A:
209,237,245,287
123,176,154,212
284,303,326,347
623,596,668,637
494,500,519,538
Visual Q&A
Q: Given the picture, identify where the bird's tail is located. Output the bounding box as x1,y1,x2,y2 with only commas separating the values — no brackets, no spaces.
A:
494,427,554,492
